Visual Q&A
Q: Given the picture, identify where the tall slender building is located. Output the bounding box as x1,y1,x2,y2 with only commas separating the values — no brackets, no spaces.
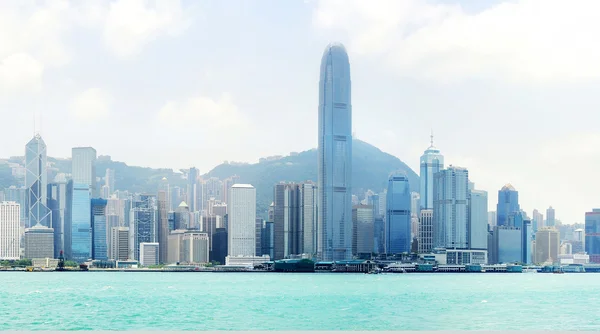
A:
0,202,21,260
187,168,198,212
433,166,469,249
131,195,157,261
496,184,520,227
91,198,108,260
72,147,97,196
546,206,556,227
228,184,256,257
25,134,51,228
317,42,352,261
157,190,169,264
385,173,411,254
419,134,444,210
71,183,91,263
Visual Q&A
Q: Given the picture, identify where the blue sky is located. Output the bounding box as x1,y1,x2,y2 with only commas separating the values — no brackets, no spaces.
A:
1,0,600,224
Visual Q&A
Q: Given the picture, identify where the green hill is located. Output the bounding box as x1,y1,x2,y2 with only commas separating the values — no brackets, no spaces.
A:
0,139,419,217
204,139,419,217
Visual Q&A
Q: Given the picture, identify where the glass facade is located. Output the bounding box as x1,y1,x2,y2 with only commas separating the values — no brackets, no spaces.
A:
317,43,352,261
386,174,411,254
132,195,157,261
91,198,108,260
585,210,600,263
496,185,520,227
419,140,444,210
71,183,91,263
25,135,51,228
496,226,522,264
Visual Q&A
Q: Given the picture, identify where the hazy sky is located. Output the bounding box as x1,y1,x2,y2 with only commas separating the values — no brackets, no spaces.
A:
1,0,599,224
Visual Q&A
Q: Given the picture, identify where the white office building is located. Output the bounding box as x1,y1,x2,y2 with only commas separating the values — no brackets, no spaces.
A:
228,184,256,258
0,202,21,260
139,242,159,266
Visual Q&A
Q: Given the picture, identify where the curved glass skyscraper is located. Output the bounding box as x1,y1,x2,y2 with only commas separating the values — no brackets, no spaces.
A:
317,43,352,261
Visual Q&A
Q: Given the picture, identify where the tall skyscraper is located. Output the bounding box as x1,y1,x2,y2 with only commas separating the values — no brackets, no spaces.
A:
72,147,97,196
228,184,256,257
317,42,352,262
469,188,488,250
274,183,300,258
546,206,556,227
157,190,169,264
418,210,433,254
71,183,91,263
300,182,318,256
91,198,108,260
47,177,72,258
352,204,374,258
419,134,444,210
0,202,21,260
25,134,51,228
585,209,600,263
386,173,411,254
496,184,520,227
132,195,157,261
187,168,199,212
433,166,469,249
104,169,115,195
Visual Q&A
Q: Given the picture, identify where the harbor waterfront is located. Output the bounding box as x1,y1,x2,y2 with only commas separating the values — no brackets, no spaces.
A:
2,272,600,331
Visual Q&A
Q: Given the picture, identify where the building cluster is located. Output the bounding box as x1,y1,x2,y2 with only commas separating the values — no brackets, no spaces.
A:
0,42,598,268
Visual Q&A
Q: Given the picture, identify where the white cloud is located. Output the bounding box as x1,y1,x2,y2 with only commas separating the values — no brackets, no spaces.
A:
158,93,245,130
103,0,191,58
71,88,114,121
314,0,600,83
0,53,44,96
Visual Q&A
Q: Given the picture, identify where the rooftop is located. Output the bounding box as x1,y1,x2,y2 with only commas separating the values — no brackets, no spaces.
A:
501,183,516,191
232,184,254,189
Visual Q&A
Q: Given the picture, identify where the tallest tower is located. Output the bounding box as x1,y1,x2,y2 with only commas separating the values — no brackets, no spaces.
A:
317,42,352,261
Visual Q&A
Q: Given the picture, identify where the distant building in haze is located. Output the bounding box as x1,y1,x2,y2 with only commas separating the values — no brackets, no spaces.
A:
71,147,97,196
535,228,560,264
585,209,600,263
91,198,108,260
71,183,91,263
352,205,374,258
228,184,256,258
546,206,556,227
496,184,520,227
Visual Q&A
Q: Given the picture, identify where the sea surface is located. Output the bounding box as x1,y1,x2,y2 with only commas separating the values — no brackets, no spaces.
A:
1,272,598,330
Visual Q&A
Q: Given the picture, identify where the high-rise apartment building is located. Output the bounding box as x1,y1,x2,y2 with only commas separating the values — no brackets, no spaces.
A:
228,184,256,257
25,134,51,228
317,43,352,261
496,184,520,227
72,147,97,196
433,166,469,249
24,224,54,259
0,202,21,260
419,135,444,210
71,183,91,263
91,198,108,260
386,173,411,254
585,209,600,263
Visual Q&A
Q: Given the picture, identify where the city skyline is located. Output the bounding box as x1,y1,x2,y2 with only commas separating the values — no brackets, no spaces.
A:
1,0,598,226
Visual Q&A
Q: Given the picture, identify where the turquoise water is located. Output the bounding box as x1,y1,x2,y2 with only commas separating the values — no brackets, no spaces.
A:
1,272,599,330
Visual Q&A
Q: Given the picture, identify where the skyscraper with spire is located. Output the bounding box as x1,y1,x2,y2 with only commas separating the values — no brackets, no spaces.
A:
25,134,51,228
420,133,444,210
317,42,352,261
